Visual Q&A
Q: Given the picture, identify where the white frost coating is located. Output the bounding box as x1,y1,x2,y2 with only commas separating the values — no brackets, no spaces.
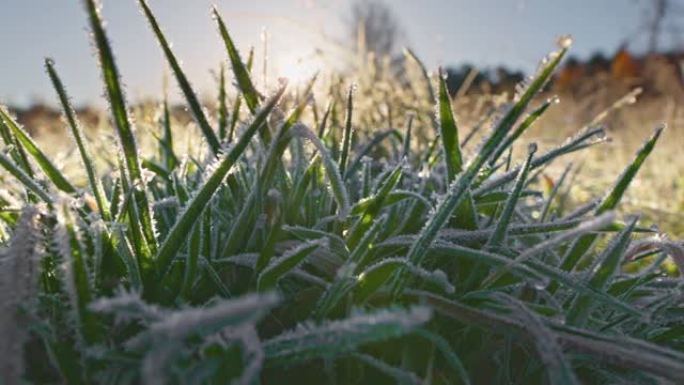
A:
89,288,167,324
127,292,280,350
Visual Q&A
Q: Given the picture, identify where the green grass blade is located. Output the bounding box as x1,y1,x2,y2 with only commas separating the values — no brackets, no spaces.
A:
348,214,387,266
218,64,228,140
45,59,109,220
488,97,554,167
404,48,437,130
160,96,178,171
317,101,333,139
355,258,454,303
347,161,403,250
83,0,157,254
559,125,663,272
83,0,141,184
339,86,354,177
0,106,76,194
597,125,664,214
487,144,536,248
180,223,201,300
257,239,326,291
438,67,464,181
402,113,414,159
213,7,261,114
138,0,220,154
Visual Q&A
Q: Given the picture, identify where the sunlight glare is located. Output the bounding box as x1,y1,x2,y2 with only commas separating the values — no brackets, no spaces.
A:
275,50,322,85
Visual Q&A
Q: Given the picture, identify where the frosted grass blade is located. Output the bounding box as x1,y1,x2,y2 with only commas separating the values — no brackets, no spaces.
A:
438,67,464,182
46,59,109,220
83,0,157,254
487,144,536,248
214,7,261,114
560,125,663,273
139,0,221,154
257,239,326,291
339,86,354,177
218,64,228,140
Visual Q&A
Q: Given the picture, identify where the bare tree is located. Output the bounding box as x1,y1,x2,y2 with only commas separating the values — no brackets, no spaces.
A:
647,0,668,52
349,0,402,56
636,0,684,52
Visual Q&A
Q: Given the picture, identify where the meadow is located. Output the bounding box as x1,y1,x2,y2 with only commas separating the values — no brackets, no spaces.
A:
1,1,684,384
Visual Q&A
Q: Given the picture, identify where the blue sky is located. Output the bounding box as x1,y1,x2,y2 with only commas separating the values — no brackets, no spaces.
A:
0,0,675,106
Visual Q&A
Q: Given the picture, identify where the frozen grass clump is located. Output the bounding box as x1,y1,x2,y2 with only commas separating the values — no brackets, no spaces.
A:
0,1,682,383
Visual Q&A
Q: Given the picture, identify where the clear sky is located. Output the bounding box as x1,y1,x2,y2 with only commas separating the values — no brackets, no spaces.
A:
0,0,677,106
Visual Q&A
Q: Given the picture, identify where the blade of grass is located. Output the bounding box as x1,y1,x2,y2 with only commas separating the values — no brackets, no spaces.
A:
83,0,157,255
339,86,354,177
218,64,228,141
45,59,109,220
488,97,555,167
257,239,326,291
438,67,464,182
559,125,663,273
138,0,220,154
213,7,261,114
487,144,536,248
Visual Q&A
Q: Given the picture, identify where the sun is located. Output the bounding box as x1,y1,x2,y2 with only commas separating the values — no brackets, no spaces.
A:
274,50,322,85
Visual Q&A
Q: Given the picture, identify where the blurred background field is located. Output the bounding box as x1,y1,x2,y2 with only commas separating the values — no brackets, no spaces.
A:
4,0,684,232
